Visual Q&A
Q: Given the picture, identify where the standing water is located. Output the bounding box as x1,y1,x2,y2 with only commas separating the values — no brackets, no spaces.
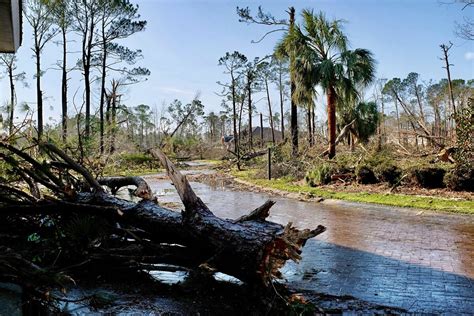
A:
140,169,474,314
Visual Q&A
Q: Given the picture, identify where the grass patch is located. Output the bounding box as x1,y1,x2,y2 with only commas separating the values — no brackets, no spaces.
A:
193,159,222,165
232,169,474,214
104,168,162,177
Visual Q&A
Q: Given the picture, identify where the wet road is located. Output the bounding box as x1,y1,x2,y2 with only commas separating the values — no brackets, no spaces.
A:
143,174,474,314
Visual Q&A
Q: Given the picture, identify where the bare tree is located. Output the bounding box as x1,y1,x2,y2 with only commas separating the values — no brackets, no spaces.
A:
24,0,58,138
0,54,26,135
440,42,457,117
96,0,147,153
49,0,73,142
454,0,474,40
71,0,101,140
218,51,248,160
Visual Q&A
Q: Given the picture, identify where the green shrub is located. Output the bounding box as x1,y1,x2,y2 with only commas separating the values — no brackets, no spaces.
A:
305,163,334,187
375,164,402,185
119,153,155,165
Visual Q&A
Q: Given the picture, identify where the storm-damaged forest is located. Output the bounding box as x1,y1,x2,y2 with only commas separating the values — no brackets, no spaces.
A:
0,0,473,314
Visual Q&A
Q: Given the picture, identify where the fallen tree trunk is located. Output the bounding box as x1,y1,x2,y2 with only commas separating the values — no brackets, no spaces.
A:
0,141,326,287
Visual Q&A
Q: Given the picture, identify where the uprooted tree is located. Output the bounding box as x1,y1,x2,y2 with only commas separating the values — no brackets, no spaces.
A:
0,140,325,302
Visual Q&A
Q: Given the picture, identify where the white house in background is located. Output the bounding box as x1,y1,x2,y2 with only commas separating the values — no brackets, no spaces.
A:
0,0,22,53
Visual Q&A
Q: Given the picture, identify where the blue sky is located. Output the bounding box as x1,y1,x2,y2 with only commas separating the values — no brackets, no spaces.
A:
1,0,473,125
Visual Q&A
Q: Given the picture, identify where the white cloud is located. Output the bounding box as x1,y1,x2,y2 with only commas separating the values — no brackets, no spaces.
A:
158,86,194,96
465,52,474,61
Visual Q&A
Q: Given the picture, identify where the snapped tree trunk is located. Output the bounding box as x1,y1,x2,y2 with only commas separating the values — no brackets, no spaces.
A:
0,141,326,287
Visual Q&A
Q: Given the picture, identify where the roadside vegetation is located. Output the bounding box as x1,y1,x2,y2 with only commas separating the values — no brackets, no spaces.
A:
231,149,474,214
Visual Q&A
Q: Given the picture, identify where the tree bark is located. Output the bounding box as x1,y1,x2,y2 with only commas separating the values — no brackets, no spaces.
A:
279,64,285,141
8,65,14,136
265,78,275,144
35,46,43,139
231,72,239,162
0,141,326,287
307,105,313,147
440,43,457,116
247,71,253,149
327,85,336,158
99,15,107,154
61,28,68,142
83,10,96,140
289,7,298,156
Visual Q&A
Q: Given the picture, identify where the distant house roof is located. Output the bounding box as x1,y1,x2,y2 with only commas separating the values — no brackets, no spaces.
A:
0,0,22,53
251,126,283,142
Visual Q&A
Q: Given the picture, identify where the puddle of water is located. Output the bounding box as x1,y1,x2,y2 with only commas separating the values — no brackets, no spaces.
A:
149,270,188,284
110,168,474,313
213,272,243,285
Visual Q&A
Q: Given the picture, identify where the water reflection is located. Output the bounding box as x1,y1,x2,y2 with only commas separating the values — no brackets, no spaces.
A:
138,172,474,313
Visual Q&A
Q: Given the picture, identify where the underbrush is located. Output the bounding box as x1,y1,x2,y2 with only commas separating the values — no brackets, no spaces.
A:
267,144,471,192
233,169,474,214
103,152,162,176
232,142,472,212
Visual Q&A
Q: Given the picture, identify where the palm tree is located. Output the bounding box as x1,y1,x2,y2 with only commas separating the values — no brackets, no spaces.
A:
338,100,379,150
298,10,376,158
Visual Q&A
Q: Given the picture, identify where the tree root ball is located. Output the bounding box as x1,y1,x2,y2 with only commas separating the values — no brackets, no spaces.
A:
356,166,377,184
445,166,474,192
412,167,446,189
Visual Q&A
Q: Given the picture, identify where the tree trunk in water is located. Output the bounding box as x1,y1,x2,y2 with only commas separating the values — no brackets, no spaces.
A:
61,29,68,142
327,86,336,158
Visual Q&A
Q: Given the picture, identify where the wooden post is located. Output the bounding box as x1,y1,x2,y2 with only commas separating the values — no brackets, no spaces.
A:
267,147,271,180
260,113,264,146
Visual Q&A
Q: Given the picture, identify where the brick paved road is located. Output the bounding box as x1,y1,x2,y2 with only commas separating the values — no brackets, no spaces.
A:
278,201,474,314
149,177,474,314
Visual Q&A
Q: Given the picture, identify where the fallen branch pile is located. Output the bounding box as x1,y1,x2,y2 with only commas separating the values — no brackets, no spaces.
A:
0,140,325,299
